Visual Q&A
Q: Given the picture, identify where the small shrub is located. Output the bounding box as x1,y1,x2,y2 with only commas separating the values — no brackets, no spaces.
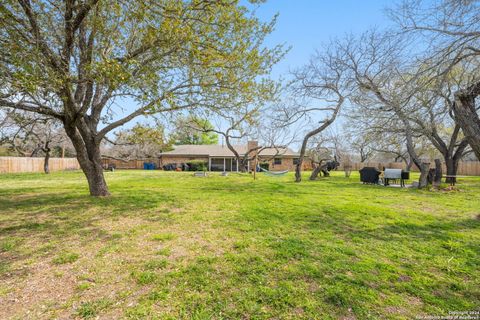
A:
186,160,208,171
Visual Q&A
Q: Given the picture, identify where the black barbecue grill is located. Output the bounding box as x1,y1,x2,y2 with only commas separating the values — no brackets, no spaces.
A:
359,167,381,184
384,168,410,187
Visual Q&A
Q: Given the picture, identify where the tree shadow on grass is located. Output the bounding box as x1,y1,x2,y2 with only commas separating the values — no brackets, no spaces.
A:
0,188,181,277
348,218,480,243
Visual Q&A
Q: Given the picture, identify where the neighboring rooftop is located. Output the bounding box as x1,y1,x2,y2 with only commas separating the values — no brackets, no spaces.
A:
159,144,299,157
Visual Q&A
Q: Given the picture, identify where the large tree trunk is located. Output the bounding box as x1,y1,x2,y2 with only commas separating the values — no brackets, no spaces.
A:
309,163,322,180
78,146,110,196
294,162,302,182
83,161,109,196
239,158,248,173
43,144,50,174
433,158,442,189
224,135,248,172
418,162,431,189
295,132,314,182
399,116,429,189
444,157,458,184
453,88,480,160
64,123,110,197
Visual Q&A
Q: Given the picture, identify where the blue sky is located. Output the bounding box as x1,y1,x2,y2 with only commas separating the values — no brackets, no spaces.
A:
253,0,394,79
116,1,396,141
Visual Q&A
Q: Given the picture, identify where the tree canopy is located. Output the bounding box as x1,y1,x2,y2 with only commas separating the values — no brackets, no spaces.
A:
171,115,218,145
0,0,283,195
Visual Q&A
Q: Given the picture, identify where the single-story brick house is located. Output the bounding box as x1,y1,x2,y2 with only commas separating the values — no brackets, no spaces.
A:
159,140,301,172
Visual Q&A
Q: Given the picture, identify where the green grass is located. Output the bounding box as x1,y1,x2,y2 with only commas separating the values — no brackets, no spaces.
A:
52,251,80,264
0,170,479,319
76,298,113,319
151,233,176,242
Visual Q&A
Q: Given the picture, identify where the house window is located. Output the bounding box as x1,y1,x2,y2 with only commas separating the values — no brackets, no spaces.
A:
293,158,299,165
274,158,282,165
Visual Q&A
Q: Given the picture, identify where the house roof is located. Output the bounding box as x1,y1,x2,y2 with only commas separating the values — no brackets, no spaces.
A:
159,144,299,158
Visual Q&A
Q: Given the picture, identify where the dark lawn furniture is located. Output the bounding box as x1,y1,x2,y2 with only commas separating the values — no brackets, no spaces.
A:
359,167,381,184
384,168,410,187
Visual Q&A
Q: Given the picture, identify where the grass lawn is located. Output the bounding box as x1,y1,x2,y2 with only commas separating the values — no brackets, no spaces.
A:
0,170,479,319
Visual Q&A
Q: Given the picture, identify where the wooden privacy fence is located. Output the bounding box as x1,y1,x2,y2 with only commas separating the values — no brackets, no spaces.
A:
0,157,151,173
102,159,157,169
2,157,480,176
0,157,80,173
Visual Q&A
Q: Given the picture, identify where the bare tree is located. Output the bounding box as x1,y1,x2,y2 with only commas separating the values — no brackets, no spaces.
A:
389,0,480,160
348,73,467,181
341,122,377,163
407,72,472,183
282,47,348,182
335,31,434,187
104,122,170,160
351,137,375,163
1,111,66,173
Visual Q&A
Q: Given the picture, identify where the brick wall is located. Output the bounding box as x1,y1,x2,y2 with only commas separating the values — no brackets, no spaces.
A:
257,157,299,171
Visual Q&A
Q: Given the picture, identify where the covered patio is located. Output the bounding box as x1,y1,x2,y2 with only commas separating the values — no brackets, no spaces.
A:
209,157,240,172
